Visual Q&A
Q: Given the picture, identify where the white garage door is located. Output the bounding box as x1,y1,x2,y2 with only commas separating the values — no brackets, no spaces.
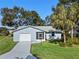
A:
20,34,31,41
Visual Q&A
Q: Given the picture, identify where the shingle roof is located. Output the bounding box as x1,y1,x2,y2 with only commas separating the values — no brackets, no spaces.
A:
32,26,56,32
14,26,56,32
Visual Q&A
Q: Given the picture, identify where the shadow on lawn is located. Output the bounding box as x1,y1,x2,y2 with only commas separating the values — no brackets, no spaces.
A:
32,54,41,59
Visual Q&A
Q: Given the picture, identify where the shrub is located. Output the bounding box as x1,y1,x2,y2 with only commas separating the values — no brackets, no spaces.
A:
59,42,65,47
48,37,79,47
73,37,79,45
66,37,73,47
0,27,9,36
49,39,62,44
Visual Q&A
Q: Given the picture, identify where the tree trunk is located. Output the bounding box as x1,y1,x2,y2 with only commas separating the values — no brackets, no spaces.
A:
71,26,74,44
63,31,66,47
71,26,74,39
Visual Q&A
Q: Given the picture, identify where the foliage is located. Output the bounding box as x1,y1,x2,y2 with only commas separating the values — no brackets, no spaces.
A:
49,39,63,44
59,0,79,39
73,37,79,44
66,37,73,47
59,36,79,47
50,0,79,46
0,27,9,36
0,6,45,27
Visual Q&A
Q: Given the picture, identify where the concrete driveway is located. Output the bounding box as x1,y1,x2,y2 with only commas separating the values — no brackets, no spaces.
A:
0,42,36,59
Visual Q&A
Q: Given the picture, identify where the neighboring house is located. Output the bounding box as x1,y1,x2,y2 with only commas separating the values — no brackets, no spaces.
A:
13,26,62,43
0,26,15,33
6,27,15,33
4,26,15,33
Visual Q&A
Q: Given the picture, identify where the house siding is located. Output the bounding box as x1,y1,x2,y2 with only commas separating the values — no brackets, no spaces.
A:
54,33,62,39
46,33,62,40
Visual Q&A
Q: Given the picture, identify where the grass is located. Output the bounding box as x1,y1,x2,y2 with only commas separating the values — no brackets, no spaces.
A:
0,36,16,55
32,41,79,59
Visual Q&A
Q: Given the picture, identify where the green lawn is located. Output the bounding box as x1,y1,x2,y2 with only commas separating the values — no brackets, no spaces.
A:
32,41,79,59
0,36,16,55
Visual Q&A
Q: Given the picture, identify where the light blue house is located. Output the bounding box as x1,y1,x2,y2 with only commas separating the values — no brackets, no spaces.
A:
13,26,62,43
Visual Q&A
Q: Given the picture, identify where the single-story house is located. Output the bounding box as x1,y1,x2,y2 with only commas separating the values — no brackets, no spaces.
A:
13,26,62,43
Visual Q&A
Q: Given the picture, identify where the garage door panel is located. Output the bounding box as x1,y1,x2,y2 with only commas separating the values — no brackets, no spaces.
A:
20,34,31,41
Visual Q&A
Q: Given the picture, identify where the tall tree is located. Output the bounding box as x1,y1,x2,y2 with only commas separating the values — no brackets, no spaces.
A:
0,7,45,27
51,4,76,46
67,2,78,40
50,0,79,46
1,8,16,26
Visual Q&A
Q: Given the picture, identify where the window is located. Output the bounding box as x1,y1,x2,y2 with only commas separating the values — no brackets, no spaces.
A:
36,32,44,39
52,32,54,36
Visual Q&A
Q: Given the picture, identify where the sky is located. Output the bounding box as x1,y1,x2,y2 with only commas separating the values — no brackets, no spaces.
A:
0,0,59,26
